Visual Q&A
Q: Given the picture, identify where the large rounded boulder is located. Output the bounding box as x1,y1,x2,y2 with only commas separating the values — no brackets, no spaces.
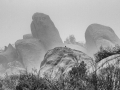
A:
85,23,120,57
40,47,93,80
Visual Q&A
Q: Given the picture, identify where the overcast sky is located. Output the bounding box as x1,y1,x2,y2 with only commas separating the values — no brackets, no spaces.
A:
0,0,120,48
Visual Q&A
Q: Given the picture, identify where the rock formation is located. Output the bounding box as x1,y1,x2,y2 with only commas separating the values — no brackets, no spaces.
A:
31,12,64,51
89,54,120,75
15,38,46,72
85,23,120,57
96,39,114,49
4,46,7,51
40,47,93,80
0,44,20,69
1,12,120,79
23,34,33,39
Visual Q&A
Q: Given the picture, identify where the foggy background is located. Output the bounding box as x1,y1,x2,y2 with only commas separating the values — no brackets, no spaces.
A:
0,0,120,48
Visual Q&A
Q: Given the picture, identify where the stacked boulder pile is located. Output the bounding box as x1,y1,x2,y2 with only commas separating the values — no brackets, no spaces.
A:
0,12,120,79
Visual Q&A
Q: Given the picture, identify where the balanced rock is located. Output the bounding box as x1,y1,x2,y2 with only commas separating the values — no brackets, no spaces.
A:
15,38,46,72
40,47,93,80
31,12,64,50
85,23,120,57
23,34,33,39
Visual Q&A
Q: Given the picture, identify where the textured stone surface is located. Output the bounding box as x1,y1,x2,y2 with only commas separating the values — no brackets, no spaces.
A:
85,23,120,57
89,54,120,75
15,38,46,72
40,47,93,80
31,12,64,50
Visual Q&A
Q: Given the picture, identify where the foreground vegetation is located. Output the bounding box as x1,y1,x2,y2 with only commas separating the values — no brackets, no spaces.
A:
0,45,120,90
0,62,120,90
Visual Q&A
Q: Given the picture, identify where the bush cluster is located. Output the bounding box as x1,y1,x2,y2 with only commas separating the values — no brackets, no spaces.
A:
0,62,120,90
94,45,120,62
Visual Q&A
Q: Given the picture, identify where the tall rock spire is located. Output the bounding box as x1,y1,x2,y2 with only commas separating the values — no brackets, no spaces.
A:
31,12,64,50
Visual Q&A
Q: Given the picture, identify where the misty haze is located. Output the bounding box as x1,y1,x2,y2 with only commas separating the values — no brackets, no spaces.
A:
0,0,120,90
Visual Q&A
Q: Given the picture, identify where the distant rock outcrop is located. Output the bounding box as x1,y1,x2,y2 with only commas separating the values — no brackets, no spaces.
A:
40,47,93,80
0,44,20,69
2,12,120,78
23,34,33,39
15,38,46,72
96,39,114,49
4,46,7,51
85,23,120,57
31,13,64,51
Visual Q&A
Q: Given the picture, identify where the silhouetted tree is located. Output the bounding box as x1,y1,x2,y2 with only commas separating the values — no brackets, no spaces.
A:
64,35,76,44
64,35,85,47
